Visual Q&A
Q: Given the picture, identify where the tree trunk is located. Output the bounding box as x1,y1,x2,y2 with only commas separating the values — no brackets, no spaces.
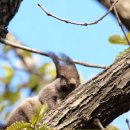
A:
41,51,130,130
0,0,23,38
97,0,130,31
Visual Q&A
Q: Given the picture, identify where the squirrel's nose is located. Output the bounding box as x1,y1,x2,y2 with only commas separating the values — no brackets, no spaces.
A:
69,78,76,85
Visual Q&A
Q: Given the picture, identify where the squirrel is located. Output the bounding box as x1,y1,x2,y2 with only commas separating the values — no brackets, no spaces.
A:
0,52,80,129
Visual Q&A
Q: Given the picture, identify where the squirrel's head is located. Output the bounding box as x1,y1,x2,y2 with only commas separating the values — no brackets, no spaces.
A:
48,52,80,89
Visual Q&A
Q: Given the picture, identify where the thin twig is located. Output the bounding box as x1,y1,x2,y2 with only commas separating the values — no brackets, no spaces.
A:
0,38,107,69
38,0,119,26
111,2,130,45
0,38,48,57
73,60,107,69
126,119,130,130
94,119,105,130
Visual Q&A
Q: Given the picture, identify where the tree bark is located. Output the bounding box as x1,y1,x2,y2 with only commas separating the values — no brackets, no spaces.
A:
41,51,130,130
0,0,23,38
97,0,130,31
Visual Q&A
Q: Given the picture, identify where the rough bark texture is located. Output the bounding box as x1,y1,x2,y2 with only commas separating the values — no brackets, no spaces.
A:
97,0,130,31
0,0,23,38
41,51,130,130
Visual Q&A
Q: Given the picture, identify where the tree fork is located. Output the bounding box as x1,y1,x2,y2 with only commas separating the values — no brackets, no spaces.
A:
97,0,130,31
41,52,130,129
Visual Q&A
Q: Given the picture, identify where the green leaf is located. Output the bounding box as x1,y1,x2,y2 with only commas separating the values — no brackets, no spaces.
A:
6,121,32,130
38,63,56,81
3,45,12,52
109,33,130,45
28,74,40,89
0,103,6,113
29,104,48,125
3,65,14,84
38,63,51,75
49,69,56,78
37,104,48,122
127,33,130,39
22,50,32,57
0,89,21,105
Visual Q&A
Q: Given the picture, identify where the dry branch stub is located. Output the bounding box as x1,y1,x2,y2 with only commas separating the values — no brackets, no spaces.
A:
41,52,130,129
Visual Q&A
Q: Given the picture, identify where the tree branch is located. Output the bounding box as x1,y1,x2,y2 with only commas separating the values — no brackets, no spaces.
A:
97,0,130,31
113,6,130,45
0,37,107,69
40,51,130,129
38,0,119,26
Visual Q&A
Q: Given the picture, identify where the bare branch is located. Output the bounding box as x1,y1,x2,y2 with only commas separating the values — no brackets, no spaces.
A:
74,60,107,69
110,1,130,45
0,37,107,69
38,0,119,26
0,38,48,57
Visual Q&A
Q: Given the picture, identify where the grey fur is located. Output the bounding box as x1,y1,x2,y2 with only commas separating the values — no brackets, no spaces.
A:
5,52,80,127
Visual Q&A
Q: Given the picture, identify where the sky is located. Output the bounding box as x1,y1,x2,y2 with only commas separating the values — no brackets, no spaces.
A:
6,0,129,129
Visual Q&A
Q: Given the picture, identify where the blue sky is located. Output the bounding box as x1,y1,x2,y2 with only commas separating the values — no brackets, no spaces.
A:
7,0,129,129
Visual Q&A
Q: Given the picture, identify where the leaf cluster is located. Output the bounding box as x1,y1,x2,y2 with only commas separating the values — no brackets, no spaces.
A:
6,104,53,130
0,37,56,121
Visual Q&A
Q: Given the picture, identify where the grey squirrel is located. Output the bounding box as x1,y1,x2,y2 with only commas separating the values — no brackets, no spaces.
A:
0,52,80,129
